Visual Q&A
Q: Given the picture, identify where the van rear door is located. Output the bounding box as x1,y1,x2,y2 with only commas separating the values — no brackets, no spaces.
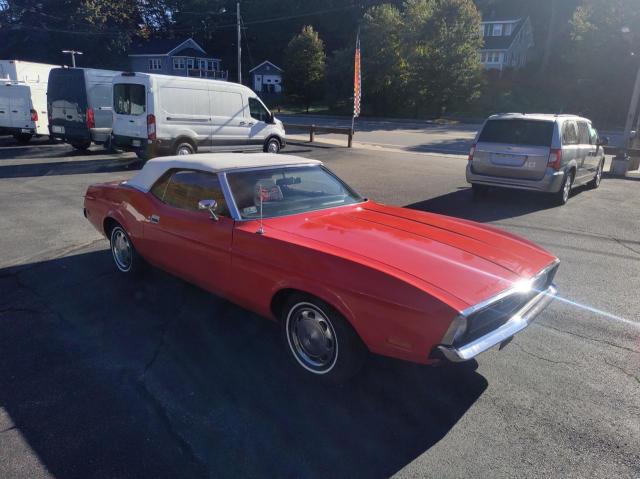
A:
113,80,147,140
473,119,554,180
47,68,89,141
87,82,113,142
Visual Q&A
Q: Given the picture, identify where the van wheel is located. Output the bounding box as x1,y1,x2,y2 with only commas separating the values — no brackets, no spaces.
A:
588,160,604,189
281,293,367,383
264,137,281,154
554,170,574,206
175,141,195,156
71,141,91,151
13,133,32,144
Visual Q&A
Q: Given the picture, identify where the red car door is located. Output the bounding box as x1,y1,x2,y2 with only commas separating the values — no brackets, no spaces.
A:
142,169,234,296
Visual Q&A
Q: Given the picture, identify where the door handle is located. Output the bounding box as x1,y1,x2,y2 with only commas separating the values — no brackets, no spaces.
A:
247,122,254,126
129,120,135,123
239,121,246,126
12,110,18,113
149,214,160,224
67,115,73,119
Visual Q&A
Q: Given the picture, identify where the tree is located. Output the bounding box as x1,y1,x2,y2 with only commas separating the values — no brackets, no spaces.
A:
360,4,409,115
283,25,326,112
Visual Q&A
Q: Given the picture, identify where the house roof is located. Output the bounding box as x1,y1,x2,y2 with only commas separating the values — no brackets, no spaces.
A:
172,47,206,58
249,61,283,73
126,154,321,192
480,18,525,51
128,38,207,56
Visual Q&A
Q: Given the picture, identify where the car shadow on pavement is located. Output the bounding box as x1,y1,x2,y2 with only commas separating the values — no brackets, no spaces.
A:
405,138,472,155
407,186,565,222
0,249,487,479
0,157,143,178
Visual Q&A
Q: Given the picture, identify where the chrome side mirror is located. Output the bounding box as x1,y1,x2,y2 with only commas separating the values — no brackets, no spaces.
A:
198,199,219,221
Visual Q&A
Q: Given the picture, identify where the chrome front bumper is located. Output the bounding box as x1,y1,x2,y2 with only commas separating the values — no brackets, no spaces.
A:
438,283,557,362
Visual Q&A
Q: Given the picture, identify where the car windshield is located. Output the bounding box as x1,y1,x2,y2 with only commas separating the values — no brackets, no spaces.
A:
478,119,554,147
226,165,364,219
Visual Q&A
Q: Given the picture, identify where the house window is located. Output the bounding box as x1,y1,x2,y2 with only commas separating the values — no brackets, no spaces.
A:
481,52,487,63
492,24,503,36
207,60,216,71
173,57,185,70
198,58,207,70
483,24,492,37
186,58,194,70
149,58,162,70
504,23,513,35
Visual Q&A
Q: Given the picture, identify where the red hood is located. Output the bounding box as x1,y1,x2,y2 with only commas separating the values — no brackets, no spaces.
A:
267,201,557,308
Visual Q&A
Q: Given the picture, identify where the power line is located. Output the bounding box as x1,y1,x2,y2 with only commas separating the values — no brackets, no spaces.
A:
2,4,357,37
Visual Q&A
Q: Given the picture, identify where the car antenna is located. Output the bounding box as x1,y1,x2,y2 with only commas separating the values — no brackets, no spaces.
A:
257,193,265,235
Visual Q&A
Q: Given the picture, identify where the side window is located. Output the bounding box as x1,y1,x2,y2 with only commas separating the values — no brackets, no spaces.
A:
577,122,590,145
150,170,173,201
588,124,598,145
562,121,578,145
249,97,270,122
161,170,229,215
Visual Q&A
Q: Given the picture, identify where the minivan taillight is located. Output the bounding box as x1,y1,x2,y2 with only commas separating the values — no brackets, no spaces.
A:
548,148,562,170
86,107,95,129
147,114,156,140
30,108,38,122
468,143,476,162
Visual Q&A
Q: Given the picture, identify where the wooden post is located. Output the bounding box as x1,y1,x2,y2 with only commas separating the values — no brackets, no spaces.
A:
348,129,353,148
310,125,315,143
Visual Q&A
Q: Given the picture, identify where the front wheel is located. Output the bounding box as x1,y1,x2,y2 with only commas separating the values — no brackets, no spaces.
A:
175,141,195,156
264,137,281,154
281,294,367,382
588,160,604,189
554,170,574,206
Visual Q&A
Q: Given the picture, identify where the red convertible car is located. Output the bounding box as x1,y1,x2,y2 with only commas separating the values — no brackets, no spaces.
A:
84,153,559,381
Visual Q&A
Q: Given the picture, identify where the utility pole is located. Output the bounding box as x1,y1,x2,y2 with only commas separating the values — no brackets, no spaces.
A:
611,58,640,175
61,50,83,67
237,2,242,84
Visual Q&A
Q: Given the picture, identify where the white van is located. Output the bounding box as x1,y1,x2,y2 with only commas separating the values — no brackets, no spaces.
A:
0,60,56,143
111,72,286,158
48,67,120,150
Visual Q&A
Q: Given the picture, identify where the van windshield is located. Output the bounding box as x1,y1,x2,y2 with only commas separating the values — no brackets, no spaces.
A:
478,119,554,147
114,83,145,115
48,68,87,110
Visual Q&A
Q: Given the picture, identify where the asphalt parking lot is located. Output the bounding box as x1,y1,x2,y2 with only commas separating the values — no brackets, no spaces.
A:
0,136,638,479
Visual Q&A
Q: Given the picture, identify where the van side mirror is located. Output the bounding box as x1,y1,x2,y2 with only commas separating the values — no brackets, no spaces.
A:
198,199,219,221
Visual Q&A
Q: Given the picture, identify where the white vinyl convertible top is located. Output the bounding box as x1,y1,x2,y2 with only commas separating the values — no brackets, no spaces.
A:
126,153,322,192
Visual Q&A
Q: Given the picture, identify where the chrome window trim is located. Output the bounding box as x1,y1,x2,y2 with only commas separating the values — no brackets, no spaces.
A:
218,164,365,222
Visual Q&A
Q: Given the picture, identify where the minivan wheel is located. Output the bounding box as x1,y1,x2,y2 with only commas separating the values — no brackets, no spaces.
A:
554,170,574,205
588,161,604,189
264,137,281,154
281,294,367,383
13,133,32,144
175,141,195,155
71,141,91,151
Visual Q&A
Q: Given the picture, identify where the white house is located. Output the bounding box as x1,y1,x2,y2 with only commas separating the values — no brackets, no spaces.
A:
249,61,283,94
479,17,534,71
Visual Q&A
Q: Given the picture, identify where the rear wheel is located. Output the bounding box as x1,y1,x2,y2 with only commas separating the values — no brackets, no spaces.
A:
281,294,367,383
264,137,281,154
174,141,195,156
71,141,91,151
554,170,574,206
588,160,604,189
109,224,144,274
13,133,32,144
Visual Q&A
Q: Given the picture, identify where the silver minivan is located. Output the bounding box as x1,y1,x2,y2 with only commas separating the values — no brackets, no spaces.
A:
466,114,608,205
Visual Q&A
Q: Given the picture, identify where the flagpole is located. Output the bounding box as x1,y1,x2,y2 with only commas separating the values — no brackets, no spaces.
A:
352,27,361,136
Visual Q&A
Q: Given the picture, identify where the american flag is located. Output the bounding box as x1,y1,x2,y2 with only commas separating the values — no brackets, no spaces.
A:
353,31,361,118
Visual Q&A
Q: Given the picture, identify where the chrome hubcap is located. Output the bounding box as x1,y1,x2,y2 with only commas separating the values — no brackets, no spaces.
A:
268,141,279,153
177,146,191,155
287,303,337,372
111,228,132,271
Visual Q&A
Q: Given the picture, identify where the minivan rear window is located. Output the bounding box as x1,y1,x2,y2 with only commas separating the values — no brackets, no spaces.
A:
114,84,145,115
478,119,554,147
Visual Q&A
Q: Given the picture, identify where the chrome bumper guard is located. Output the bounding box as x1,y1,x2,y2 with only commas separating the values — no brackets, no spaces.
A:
438,284,557,362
